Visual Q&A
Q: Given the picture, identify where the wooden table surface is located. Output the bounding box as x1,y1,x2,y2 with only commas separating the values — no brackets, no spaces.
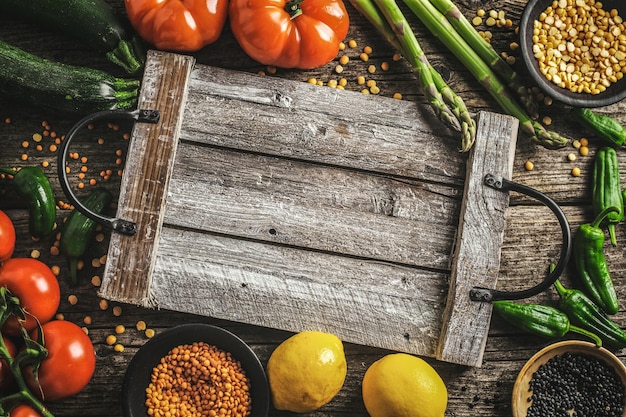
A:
1,0,626,416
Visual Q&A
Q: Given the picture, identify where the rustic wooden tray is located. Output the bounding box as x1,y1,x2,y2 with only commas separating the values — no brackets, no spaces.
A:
98,51,518,367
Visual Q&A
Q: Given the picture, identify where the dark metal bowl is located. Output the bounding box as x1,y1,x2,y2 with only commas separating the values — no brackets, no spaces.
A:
121,323,270,417
519,0,626,107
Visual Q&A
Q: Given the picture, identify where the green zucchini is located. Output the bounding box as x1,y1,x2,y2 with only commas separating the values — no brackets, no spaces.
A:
60,187,113,285
0,0,145,74
0,40,140,114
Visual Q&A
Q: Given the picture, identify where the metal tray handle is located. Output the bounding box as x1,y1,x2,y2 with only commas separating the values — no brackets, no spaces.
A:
57,109,160,236
469,174,572,302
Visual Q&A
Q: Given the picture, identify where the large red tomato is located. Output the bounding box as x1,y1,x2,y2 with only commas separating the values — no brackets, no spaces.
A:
125,0,229,51
25,320,96,402
10,404,42,417
0,210,16,262
229,0,350,69
0,258,60,336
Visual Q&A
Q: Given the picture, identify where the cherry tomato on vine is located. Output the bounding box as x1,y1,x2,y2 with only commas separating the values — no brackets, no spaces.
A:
0,335,17,389
10,404,42,417
0,258,60,336
25,320,96,402
0,210,16,262
229,0,350,69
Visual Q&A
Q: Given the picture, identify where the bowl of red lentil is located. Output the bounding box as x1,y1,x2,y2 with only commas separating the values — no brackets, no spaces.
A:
121,323,270,417
512,340,626,417
519,0,626,107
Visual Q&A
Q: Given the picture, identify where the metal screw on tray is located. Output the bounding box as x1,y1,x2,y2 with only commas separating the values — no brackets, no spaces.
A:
57,108,161,236
469,174,572,302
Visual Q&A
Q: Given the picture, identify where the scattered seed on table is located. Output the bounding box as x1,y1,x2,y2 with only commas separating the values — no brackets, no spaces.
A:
99,299,109,311
114,344,124,352
112,306,122,316
393,92,403,100
567,153,577,162
136,321,147,331
363,45,373,54
106,335,117,345
83,316,92,325
525,160,534,171
579,146,589,156
145,328,155,338
360,52,369,62
348,39,357,48
55,313,64,320
91,275,102,286
115,325,125,334
571,167,581,177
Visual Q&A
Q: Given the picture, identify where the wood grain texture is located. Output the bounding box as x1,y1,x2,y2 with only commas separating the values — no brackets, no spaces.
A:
437,112,519,366
99,51,195,305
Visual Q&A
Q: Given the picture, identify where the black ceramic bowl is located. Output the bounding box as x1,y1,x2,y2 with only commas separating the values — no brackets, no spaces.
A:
519,0,626,107
121,323,270,417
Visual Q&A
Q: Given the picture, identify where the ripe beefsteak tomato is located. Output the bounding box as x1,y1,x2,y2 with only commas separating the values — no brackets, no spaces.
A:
25,320,96,402
125,0,229,51
0,258,60,336
229,0,350,69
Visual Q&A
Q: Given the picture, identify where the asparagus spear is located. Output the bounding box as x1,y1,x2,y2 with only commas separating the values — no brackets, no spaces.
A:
349,0,476,151
402,0,569,148
428,0,538,119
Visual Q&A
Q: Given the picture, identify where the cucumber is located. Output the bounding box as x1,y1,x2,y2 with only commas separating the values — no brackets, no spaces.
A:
0,40,140,114
60,187,113,285
0,0,145,74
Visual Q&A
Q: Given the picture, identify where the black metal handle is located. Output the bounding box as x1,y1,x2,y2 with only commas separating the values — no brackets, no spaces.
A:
57,109,160,235
469,174,572,302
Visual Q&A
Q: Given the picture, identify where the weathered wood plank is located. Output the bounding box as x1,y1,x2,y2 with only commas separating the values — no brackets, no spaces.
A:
183,65,467,186
437,112,519,366
99,51,195,304
163,144,461,269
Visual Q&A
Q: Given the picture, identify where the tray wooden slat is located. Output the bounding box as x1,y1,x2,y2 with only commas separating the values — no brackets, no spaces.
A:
99,51,518,366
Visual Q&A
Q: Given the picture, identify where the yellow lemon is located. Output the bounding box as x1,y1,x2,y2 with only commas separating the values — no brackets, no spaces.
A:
267,330,347,413
362,353,448,417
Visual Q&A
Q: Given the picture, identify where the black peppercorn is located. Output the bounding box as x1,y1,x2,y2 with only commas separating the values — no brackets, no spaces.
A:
527,352,624,417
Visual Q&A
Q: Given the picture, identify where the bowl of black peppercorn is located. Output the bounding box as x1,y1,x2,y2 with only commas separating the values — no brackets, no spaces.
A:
512,340,626,417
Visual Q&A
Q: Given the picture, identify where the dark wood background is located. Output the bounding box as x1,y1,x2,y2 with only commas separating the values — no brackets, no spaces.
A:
1,0,625,416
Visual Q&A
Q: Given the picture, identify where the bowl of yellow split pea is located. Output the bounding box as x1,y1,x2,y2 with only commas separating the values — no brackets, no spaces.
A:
519,0,626,107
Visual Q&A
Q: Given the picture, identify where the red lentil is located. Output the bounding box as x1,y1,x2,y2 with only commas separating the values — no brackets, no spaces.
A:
145,342,252,417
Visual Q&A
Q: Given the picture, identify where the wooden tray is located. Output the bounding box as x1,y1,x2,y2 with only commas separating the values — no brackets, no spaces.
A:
99,51,518,367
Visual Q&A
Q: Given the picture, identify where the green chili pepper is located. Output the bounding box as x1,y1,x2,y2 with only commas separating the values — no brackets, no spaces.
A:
0,166,56,238
492,300,602,346
573,205,620,315
60,187,112,286
592,146,624,246
574,107,626,147
554,279,626,349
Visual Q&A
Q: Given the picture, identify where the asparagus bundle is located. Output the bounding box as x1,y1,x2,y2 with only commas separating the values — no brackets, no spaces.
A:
402,0,569,149
350,0,476,151
428,0,538,119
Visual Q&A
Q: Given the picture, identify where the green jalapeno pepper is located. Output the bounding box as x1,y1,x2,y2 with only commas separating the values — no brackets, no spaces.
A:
554,279,626,349
492,300,602,346
574,107,626,147
592,146,624,246
0,166,56,238
573,205,620,315
60,187,113,285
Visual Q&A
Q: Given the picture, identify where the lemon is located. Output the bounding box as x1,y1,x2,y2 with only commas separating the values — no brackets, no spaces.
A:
362,353,448,417
266,330,347,413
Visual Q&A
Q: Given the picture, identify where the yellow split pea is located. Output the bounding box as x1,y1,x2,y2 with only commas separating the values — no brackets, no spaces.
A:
532,0,626,94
